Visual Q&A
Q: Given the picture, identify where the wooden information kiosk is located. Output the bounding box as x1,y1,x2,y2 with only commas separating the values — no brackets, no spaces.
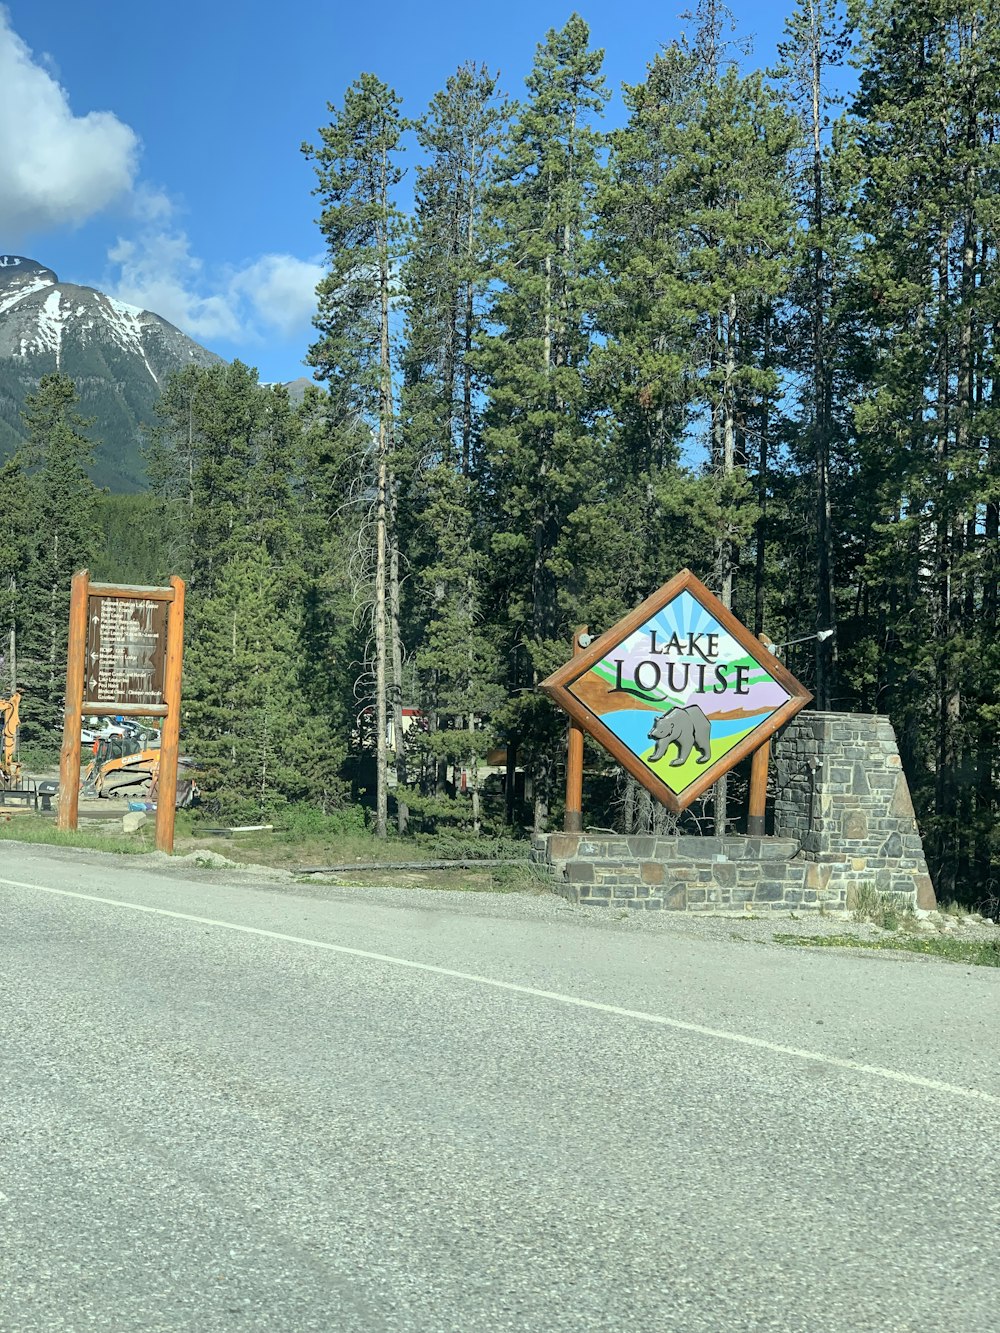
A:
57,570,186,853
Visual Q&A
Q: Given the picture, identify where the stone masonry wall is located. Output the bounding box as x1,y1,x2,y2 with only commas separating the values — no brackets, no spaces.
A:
534,711,935,913
533,833,810,911
773,711,935,911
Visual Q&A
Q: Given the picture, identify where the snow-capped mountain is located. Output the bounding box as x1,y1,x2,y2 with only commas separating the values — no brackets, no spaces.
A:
0,255,221,490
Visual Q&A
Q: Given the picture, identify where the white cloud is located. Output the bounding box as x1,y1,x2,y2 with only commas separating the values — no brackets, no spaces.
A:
0,9,322,348
230,254,325,338
108,226,246,342
129,183,175,227
0,7,139,236
106,207,322,346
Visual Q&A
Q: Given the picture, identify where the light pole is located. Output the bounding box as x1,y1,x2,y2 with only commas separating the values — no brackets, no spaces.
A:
769,628,834,656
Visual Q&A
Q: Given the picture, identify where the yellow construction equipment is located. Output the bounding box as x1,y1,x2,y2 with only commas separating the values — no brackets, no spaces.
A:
82,734,199,806
0,690,40,812
1,690,22,791
82,734,159,798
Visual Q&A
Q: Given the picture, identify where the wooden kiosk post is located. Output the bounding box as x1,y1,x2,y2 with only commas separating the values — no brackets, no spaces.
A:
56,570,90,832
564,626,588,833
57,572,186,853
153,576,185,852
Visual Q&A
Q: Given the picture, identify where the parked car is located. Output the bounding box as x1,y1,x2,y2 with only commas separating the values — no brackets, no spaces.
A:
80,717,162,748
81,718,125,746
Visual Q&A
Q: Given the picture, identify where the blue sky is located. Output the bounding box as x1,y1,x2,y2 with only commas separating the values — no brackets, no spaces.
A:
2,1,800,384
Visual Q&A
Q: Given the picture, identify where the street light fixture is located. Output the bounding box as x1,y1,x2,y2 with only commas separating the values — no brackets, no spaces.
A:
769,628,834,655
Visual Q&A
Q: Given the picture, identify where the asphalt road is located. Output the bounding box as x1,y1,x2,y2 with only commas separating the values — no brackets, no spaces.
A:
1,844,998,1333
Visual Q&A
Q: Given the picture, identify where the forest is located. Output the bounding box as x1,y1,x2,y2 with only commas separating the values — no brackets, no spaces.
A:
1,0,998,910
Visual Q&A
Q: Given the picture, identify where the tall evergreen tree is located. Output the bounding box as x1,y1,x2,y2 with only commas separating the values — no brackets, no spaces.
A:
184,547,313,822
151,363,321,818
774,0,851,706
18,374,98,739
596,47,694,493
400,63,510,822
840,0,1000,897
589,42,735,828
595,44,732,622
671,59,798,625
404,64,510,478
477,13,609,830
295,386,365,813
304,74,406,837
0,453,36,699
611,13,797,831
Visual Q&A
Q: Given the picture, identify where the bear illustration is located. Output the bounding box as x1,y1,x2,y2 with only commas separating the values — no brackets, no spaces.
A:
647,704,712,767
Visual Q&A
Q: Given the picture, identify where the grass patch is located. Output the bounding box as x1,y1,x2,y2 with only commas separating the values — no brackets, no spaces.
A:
939,899,971,920
1,802,542,893
774,932,1000,967
0,815,154,856
174,806,532,875
174,808,419,869
293,860,552,895
412,831,530,862
847,881,916,931
484,861,551,893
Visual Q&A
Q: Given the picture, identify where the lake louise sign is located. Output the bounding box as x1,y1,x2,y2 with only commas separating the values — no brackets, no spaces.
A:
541,569,813,813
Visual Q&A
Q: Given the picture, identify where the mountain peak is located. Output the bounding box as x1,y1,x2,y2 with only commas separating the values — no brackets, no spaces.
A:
0,255,58,287
0,256,221,490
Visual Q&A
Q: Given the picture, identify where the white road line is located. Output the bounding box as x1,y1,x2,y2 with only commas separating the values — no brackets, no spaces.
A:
3,873,998,1107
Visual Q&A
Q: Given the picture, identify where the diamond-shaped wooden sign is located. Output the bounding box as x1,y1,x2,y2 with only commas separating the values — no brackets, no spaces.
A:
540,569,813,813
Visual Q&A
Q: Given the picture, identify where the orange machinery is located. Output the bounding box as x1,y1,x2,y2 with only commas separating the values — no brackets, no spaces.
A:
0,690,22,791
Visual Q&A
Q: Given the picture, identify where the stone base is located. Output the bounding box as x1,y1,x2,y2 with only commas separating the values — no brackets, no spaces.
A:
534,711,936,914
532,832,823,912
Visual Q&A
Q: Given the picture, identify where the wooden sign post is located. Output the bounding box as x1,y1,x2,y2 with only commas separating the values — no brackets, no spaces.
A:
746,634,774,836
57,570,186,853
57,570,89,826
564,626,588,833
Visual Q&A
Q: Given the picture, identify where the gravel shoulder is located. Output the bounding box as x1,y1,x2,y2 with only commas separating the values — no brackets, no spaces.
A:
5,837,996,962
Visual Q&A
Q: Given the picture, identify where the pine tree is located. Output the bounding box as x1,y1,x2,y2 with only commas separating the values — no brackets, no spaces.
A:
19,374,98,739
594,44,729,621
400,63,510,824
845,0,1000,897
183,547,313,822
613,13,797,832
671,61,798,623
774,0,851,706
304,74,406,838
151,362,302,582
477,13,609,831
0,452,36,699
596,48,694,491
89,494,180,586
295,387,363,814
404,64,510,478
151,363,326,817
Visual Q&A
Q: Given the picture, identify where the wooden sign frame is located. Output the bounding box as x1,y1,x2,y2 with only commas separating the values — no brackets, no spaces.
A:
540,569,812,814
57,570,186,853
